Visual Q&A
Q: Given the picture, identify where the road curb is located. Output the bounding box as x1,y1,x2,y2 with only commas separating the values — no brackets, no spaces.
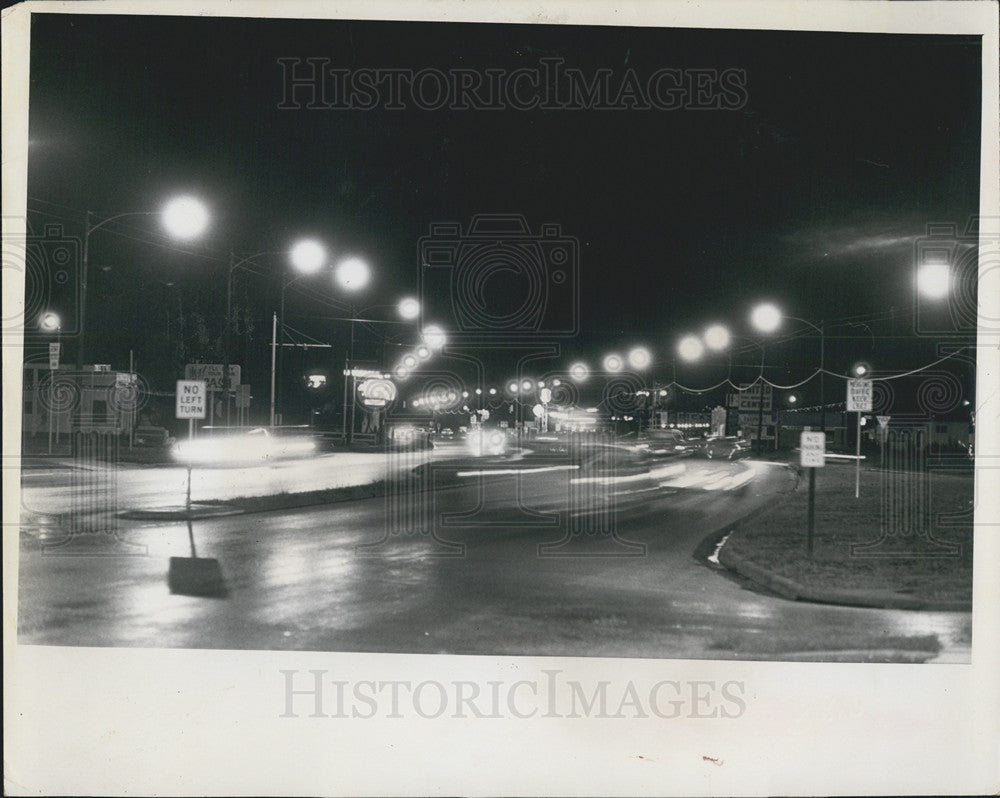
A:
716,533,971,612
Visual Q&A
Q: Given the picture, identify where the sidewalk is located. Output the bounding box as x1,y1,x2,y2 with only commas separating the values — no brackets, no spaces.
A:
715,460,974,611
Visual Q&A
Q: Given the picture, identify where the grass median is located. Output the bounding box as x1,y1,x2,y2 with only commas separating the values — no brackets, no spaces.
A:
721,460,974,607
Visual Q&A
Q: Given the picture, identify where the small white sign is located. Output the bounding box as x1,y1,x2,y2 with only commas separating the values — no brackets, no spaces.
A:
176,380,207,419
877,415,891,429
847,378,873,412
800,431,826,468
48,342,60,370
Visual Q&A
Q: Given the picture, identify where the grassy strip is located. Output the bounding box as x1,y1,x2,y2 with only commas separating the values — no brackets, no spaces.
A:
723,462,973,605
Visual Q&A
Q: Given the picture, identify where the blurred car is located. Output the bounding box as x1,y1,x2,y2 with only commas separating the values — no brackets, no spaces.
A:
172,427,317,466
466,427,507,457
133,425,175,447
387,425,432,451
697,435,751,460
637,428,700,458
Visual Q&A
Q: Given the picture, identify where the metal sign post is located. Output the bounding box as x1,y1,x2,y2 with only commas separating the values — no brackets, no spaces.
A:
846,378,873,499
800,430,826,558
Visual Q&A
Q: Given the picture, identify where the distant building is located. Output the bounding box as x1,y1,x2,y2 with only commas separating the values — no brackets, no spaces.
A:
22,363,139,441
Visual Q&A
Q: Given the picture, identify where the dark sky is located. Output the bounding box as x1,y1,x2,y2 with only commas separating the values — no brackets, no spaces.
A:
25,13,982,412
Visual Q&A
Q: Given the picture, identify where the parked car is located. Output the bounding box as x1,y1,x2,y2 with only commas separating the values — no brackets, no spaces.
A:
698,435,751,460
636,428,700,458
133,425,175,447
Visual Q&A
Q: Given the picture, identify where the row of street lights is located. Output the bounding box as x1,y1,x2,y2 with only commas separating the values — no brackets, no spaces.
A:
45,192,441,432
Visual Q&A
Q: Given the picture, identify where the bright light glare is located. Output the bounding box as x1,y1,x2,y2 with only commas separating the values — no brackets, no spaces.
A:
677,335,704,362
398,297,421,319
467,428,507,457
570,362,589,382
422,324,447,350
917,262,950,299
306,374,327,389
335,257,371,291
39,311,61,331
172,431,315,465
603,354,623,373
508,381,519,394
751,303,782,333
415,345,431,359
521,379,534,392
788,394,797,404
289,239,326,274
161,196,209,240
403,355,417,368
704,324,731,351
628,346,652,370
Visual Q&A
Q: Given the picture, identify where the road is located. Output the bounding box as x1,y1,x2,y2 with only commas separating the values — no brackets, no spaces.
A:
16,450,971,661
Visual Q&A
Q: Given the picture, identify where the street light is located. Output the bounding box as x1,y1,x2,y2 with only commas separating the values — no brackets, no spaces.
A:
917,262,950,299
334,257,371,291
569,362,589,382
704,324,731,351
161,195,210,240
627,346,652,370
750,302,782,334
78,195,210,368
677,335,704,362
751,303,826,436
288,239,327,274
603,353,624,373
421,324,447,350
398,296,421,320
39,311,61,332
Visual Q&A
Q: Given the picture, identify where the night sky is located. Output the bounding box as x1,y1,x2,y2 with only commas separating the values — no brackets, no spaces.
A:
24,13,982,418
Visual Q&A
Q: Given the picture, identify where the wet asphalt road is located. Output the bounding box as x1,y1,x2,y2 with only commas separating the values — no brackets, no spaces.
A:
17,454,971,662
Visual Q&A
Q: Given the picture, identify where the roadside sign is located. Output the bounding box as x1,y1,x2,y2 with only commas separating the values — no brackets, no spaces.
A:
48,342,61,370
877,415,891,429
539,388,552,404
847,378,873,412
235,384,251,409
737,383,773,412
499,420,509,429
184,363,241,391
800,431,826,468
176,380,207,419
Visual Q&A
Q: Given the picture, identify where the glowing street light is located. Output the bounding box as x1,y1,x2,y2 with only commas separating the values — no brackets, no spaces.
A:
627,346,652,370
852,362,870,377
398,296,421,319
161,195,210,240
334,257,371,291
917,262,950,299
508,381,519,394
788,394,798,404
570,362,589,382
750,302,782,333
704,324,731,351
289,239,327,274
39,311,61,332
521,379,535,393
415,345,431,359
603,354,624,373
421,324,447,350
402,354,418,369
677,335,704,362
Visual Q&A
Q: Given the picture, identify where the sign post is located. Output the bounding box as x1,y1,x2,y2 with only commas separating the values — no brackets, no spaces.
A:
47,343,61,453
800,430,826,557
846,379,873,498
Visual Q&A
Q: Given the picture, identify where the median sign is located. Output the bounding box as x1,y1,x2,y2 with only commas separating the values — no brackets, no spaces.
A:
800,431,826,468
847,378,873,412
176,380,207,419
48,342,61,370
184,363,241,391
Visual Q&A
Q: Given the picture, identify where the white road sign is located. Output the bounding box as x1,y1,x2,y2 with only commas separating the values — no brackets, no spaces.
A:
877,415,891,428
847,378,873,412
176,380,207,419
800,431,826,467
48,342,60,370
184,363,241,391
